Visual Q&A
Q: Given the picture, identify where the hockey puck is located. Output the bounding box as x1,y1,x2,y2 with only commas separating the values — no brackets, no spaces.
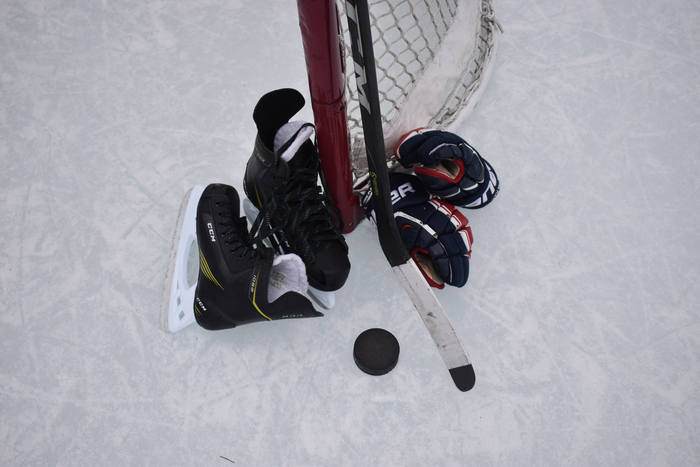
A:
353,328,400,376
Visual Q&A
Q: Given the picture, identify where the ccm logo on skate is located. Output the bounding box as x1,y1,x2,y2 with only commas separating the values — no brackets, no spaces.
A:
207,222,216,242
390,182,416,205
195,297,207,312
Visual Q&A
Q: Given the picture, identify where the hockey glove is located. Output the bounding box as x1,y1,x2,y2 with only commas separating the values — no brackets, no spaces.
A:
362,172,473,288
394,128,499,209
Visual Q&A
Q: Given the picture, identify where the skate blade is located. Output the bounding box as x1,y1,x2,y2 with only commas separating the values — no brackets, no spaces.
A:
161,185,205,332
242,197,336,309
308,287,335,310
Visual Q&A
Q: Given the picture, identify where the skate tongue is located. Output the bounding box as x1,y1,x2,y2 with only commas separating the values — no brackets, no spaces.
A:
274,121,315,167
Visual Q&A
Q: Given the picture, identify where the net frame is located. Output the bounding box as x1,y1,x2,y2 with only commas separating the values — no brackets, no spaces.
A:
336,0,502,182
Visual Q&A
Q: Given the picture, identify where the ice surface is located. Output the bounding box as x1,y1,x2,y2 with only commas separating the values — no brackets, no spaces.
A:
1,0,699,465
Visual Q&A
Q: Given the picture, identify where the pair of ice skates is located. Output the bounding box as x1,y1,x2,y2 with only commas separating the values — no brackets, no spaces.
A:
162,89,349,332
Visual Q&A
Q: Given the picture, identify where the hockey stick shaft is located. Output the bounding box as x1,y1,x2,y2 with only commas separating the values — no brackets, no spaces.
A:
344,1,406,267
344,0,475,391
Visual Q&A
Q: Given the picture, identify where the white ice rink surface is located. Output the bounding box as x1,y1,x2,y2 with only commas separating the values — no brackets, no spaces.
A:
2,0,699,465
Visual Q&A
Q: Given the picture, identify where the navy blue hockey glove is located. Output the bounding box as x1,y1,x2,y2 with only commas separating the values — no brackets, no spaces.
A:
394,128,499,209
362,173,473,288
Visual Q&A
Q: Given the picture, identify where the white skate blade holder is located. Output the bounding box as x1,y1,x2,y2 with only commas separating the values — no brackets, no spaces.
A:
163,185,328,333
161,186,204,332
242,197,336,310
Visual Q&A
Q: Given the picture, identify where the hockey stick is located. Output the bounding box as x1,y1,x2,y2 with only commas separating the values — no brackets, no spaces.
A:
345,0,475,391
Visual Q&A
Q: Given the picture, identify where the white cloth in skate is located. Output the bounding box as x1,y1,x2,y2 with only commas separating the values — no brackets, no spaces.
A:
274,121,315,163
268,253,309,303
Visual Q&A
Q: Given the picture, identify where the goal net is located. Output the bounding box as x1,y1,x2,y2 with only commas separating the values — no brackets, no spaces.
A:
296,0,500,232
337,0,501,182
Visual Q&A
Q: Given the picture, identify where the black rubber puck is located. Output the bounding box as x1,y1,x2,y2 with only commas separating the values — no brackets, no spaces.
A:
353,328,400,376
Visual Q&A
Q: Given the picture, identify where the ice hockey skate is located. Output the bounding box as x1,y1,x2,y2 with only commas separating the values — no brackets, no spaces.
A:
192,183,321,330
243,88,350,309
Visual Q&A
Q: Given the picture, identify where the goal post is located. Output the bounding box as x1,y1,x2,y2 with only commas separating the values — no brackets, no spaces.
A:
296,0,366,234
297,0,501,233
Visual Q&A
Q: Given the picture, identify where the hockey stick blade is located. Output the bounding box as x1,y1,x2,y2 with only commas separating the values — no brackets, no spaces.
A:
345,0,474,391
394,260,475,392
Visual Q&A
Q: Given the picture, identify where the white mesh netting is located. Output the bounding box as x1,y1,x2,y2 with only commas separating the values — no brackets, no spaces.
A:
336,0,502,181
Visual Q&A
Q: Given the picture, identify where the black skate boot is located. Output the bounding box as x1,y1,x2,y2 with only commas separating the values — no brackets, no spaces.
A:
193,183,321,330
243,88,350,293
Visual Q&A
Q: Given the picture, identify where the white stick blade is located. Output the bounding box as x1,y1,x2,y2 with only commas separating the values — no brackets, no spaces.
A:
392,259,475,390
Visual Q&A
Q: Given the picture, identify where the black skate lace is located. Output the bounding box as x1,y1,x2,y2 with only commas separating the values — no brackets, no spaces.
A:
280,167,342,258
216,200,266,261
249,124,343,261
